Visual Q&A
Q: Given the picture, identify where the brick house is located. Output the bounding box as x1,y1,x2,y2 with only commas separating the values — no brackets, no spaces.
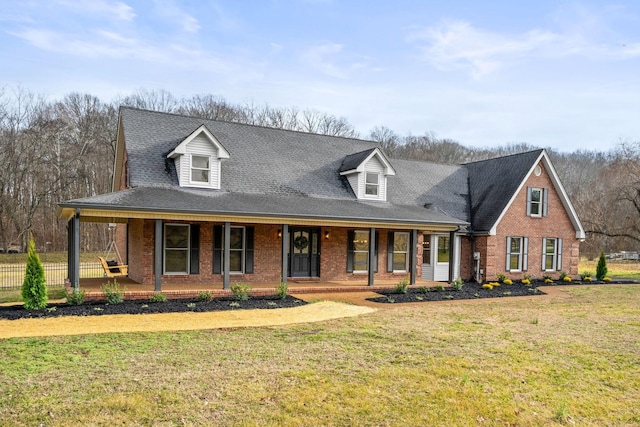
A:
59,108,585,291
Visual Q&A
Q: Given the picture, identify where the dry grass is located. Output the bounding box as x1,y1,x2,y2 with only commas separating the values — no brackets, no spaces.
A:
579,259,640,278
1,285,639,426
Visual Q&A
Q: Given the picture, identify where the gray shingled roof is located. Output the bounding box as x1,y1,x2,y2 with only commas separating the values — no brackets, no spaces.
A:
339,148,377,173
464,149,543,232
61,108,473,227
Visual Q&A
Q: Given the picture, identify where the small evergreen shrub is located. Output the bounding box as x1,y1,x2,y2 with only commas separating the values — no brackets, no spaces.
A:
150,293,167,303
275,281,288,299
231,283,251,301
450,277,463,291
101,279,126,304
596,251,608,281
434,284,445,292
21,237,48,310
65,288,86,305
394,277,409,294
496,273,507,283
197,291,214,302
418,286,430,293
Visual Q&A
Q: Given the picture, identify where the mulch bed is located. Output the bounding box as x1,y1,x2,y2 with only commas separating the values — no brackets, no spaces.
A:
0,295,306,321
368,279,634,304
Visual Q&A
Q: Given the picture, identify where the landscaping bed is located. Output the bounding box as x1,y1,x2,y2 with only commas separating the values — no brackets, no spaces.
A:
0,295,306,320
368,279,633,304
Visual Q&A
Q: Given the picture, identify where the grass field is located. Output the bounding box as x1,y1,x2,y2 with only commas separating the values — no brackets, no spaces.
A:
579,259,640,279
1,284,639,426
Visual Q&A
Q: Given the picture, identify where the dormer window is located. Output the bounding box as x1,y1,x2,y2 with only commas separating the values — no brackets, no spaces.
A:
167,124,230,189
339,148,396,202
365,172,379,196
191,155,210,184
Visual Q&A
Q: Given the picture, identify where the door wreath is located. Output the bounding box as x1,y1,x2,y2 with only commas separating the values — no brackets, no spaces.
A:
293,235,309,250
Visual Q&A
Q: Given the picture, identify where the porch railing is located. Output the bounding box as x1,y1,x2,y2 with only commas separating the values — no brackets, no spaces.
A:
0,262,104,290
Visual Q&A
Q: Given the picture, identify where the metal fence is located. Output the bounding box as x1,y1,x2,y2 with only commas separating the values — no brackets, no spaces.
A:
0,262,104,290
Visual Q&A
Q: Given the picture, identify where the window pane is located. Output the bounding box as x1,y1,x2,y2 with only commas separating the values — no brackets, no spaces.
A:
545,239,556,253
365,184,378,196
510,238,521,253
353,252,368,271
545,255,554,270
229,251,242,272
165,225,189,248
293,231,310,254
437,236,450,263
531,189,541,202
366,173,379,184
229,228,244,250
165,249,188,273
510,254,520,270
191,169,209,182
393,253,407,271
353,232,369,251
423,235,431,265
192,156,209,168
394,233,408,252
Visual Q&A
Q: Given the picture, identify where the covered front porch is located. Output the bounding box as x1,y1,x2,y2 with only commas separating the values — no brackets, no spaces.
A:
74,277,442,301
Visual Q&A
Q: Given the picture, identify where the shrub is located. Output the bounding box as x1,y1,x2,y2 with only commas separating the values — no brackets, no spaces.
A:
482,283,494,290
491,281,501,287
503,278,513,285
418,286,430,293
275,281,288,299
450,277,463,291
496,273,506,283
231,283,251,301
523,274,532,281
521,278,531,285
596,251,608,281
434,285,445,292
559,271,568,280
580,271,594,281
101,279,126,304
542,275,552,281
563,276,572,282
394,277,409,294
150,293,167,303
545,278,555,284
197,291,214,302
21,237,48,310
65,288,86,305
603,277,612,282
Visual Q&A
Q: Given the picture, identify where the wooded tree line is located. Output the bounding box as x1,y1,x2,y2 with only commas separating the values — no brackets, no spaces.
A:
1,86,638,259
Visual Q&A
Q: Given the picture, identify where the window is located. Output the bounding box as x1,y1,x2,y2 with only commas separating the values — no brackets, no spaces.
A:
422,235,431,265
365,172,379,196
213,226,254,274
164,224,190,274
347,230,378,273
353,230,370,272
506,236,528,271
527,187,548,217
390,232,409,272
437,236,450,263
543,238,563,271
191,155,210,183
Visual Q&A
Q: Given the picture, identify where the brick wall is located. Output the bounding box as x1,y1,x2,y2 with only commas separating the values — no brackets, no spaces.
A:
128,221,422,287
475,161,580,281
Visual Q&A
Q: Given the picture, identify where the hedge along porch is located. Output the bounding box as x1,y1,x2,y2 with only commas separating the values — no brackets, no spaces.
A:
64,209,462,292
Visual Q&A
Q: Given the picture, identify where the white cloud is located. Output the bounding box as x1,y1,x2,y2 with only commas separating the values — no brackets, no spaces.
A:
300,43,367,79
409,19,640,79
152,0,201,33
56,0,136,22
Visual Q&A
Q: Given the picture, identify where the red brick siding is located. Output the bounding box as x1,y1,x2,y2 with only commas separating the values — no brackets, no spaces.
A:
128,221,422,287
478,161,579,281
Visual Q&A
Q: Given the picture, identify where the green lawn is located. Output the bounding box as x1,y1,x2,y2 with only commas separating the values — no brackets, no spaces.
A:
1,285,639,426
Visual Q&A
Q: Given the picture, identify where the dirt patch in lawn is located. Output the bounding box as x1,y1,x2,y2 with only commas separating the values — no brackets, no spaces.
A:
0,300,376,339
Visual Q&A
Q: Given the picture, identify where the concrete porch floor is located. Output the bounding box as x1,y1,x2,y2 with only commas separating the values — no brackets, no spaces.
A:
75,277,442,301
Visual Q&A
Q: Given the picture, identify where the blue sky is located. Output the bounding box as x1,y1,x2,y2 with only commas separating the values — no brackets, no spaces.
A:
2,0,639,152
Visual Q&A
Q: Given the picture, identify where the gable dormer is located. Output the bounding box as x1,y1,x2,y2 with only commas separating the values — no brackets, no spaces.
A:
167,125,230,189
340,148,396,201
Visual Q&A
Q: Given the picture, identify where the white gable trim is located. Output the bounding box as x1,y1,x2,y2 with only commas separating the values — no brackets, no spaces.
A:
339,148,396,176
167,124,230,159
488,150,586,239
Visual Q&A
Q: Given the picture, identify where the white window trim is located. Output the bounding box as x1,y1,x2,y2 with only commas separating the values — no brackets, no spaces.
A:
364,172,380,198
529,187,543,217
436,235,450,265
392,231,410,273
164,224,190,275
190,154,212,185
223,226,246,274
353,230,370,273
543,237,559,272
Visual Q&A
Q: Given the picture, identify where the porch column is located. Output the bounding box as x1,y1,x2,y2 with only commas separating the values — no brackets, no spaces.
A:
410,229,418,285
281,224,289,284
154,220,162,292
448,229,456,283
223,221,231,290
67,210,80,290
368,227,376,286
